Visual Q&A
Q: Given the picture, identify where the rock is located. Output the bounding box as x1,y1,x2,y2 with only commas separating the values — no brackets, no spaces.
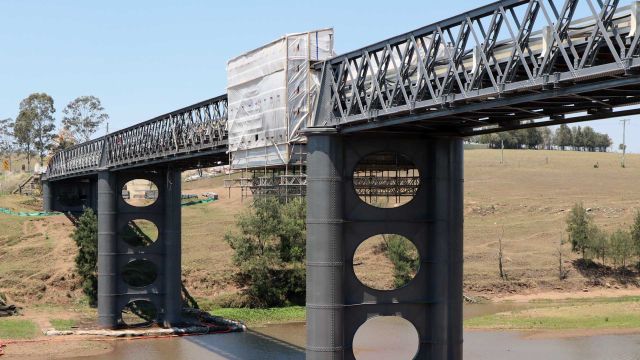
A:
582,288,589,292
605,282,611,288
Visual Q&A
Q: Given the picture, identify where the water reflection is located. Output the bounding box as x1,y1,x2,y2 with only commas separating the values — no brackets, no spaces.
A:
65,304,640,360
465,332,640,360
76,329,305,360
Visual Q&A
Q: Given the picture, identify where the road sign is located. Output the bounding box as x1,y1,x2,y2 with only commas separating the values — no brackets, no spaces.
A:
2,160,9,171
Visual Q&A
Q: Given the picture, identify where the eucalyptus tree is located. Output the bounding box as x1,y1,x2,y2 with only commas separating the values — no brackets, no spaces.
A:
62,96,109,142
17,93,57,167
0,118,16,171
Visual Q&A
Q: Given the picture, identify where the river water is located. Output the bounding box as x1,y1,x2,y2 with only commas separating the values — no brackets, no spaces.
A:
71,304,640,360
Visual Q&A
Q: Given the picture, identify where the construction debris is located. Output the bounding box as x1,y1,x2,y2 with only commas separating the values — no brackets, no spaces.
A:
0,295,20,317
44,308,245,338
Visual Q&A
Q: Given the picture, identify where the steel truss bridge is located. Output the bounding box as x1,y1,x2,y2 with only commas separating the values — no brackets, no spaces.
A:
46,95,228,180
42,1,640,359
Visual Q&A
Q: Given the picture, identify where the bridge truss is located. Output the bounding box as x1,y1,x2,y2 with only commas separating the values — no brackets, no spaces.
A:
314,0,640,135
45,95,228,180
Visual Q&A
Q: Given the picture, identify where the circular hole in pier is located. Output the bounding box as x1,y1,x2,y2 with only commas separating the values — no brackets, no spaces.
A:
353,316,420,359
353,152,420,208
121,219,159,247
122,259,158,288
122,179,158,207
353,234,419,291
121,300,158,328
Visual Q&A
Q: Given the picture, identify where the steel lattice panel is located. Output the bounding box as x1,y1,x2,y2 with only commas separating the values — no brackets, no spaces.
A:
314,0,640,135
46,95,228,180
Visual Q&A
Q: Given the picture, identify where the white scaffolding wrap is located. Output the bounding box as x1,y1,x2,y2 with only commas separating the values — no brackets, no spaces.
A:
227,29,334,169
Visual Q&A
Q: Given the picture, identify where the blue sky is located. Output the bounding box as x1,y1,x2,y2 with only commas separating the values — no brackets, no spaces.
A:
0,0,637,152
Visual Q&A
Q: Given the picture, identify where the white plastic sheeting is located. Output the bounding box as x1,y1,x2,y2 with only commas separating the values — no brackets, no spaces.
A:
227,29,334,169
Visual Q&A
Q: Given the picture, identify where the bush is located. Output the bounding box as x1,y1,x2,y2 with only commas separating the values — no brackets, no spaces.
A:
225,197,306,308
566,203,593,258
610,229,634,268
382,235,419,288
632,211,640,257
71,208,98,306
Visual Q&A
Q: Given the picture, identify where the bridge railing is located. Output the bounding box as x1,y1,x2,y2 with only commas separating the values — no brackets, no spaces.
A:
46,137,105,178
106,95,228,167
46,95,228,179
314,0,640,132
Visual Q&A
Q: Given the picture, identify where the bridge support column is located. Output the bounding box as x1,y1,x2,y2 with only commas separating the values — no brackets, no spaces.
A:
97,170,118,328
163,168,182,327
306,128,345,359
96,168,183,329
42,180,53,213
305,131,463,360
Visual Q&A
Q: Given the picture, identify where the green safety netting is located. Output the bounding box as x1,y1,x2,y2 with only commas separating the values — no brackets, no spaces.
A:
181,198,217,207
0,208,61,217
0,198,216,217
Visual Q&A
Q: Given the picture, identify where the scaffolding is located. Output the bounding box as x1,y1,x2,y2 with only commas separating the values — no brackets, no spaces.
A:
224,168,306,201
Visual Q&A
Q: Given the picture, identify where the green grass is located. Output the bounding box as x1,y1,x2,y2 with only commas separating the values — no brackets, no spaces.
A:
0,319,39,339
210,306,306,325
50,319,76,331
465,297,640,330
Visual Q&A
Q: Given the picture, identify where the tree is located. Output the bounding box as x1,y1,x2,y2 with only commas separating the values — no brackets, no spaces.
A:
557,233,569,280
71,208,98,306
540,127,553,150
522,127,543,149
610,229,634,268
62,96,109,142
225,197,306,307
572,126,584,151
554,124,573,150
595,133,612,152
13,109,36,169
0,118,15,169
632,211,640,257
381,234,419,288
497,227,508,280
52,128,78,152
588,225,608,265
582,126,597,152
18,93,56,166
566,202,592,258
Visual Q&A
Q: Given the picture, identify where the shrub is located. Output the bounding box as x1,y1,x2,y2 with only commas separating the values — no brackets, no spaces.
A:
610,229,634,268
588,225,609,265
566,203,593,258
382,235,419,288
632,211,640,257
225,197,306,308
71,208,98,306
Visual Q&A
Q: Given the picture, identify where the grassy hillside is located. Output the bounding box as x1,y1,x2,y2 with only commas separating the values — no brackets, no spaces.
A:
464,150,640,297
0,150,638,308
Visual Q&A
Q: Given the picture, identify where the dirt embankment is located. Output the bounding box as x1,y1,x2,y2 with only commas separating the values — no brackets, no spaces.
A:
1,150,640,309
